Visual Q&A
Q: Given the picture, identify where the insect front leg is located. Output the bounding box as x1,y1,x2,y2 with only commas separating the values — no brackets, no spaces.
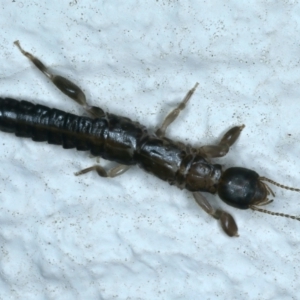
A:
14,40,104,118
193,192,238,237
200,125,245,158
155,83,199,138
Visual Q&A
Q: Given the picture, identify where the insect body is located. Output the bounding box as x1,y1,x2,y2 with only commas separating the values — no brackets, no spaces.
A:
1,41,299,237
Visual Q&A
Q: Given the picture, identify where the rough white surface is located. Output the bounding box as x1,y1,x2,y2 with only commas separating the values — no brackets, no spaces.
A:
0,1,300,299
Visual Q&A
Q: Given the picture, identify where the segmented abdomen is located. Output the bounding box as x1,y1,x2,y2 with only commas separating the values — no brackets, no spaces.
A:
0,98,219,192
0,98,147,165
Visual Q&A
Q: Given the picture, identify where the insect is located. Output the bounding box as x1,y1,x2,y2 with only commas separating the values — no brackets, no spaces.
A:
0,41,299,237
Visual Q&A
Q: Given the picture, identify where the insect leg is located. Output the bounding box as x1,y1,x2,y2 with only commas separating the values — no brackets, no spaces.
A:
155,83,199,137
193,192,238,237
200,125,245,158
75,164,131,178
14,40,104,118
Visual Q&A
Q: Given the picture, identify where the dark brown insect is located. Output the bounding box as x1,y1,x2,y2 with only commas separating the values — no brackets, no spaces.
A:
1,41,299,237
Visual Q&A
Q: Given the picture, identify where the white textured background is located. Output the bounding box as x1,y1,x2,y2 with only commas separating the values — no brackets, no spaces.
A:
0,1,300,299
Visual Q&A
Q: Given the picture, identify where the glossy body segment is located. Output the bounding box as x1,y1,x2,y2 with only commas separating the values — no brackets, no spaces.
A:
218,167,267,209
0,98,146,165
0,97,223,191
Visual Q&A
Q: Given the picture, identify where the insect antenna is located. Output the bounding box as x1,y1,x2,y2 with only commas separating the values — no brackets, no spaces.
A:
260,177,300,192
250,205,300,221
251,177,300,221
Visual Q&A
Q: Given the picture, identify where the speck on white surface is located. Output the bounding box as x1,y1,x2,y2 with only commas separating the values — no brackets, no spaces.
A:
0,1,300,299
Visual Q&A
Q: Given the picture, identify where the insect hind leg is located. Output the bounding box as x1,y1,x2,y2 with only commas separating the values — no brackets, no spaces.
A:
14,40,104,118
